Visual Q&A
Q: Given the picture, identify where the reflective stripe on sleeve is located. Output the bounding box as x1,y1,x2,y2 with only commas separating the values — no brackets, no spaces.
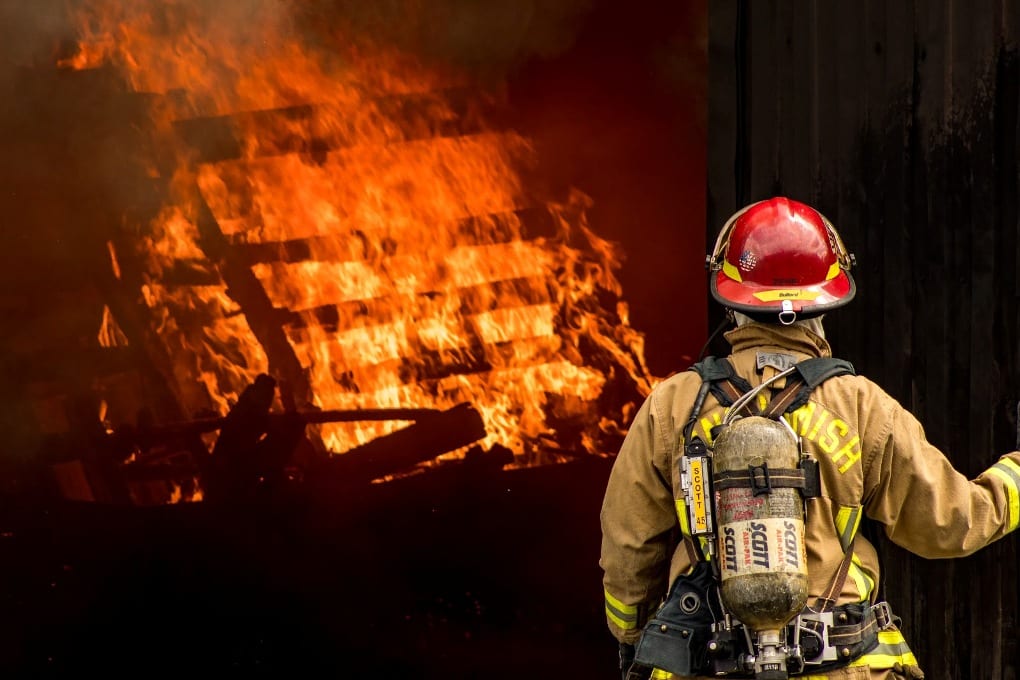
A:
674,499,691,535
849,629,918,669
604,589,639,630
848,554,875,602
674,500,712,559
650,669,672,679
988,459,1020,533
834,505,862,552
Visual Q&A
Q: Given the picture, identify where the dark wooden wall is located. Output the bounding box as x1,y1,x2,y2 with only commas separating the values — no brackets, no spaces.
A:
709,2,1020,678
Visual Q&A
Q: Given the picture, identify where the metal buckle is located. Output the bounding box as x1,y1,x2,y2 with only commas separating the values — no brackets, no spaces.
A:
872,601,895,630
795,611,838,664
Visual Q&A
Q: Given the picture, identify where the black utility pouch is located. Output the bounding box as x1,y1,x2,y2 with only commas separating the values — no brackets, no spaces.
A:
633,561,716,676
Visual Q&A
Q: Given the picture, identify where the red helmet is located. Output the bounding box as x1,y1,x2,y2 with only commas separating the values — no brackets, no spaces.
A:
707,197,856,324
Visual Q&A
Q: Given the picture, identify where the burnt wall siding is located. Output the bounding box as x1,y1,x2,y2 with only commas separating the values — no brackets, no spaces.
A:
709,2,1019,678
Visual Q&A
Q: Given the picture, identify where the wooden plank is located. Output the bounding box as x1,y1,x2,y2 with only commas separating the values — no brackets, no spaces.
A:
913,1,951,450
775,0,814,202
307,402,487,491
227,207,558,264
172,89,499,163
707,0,741,225
956,0,999,482
190,185,318,419
909,4,957,674
747,0,781,200
970,5,1020,676
826,0,869,364
869,0,924,660
876,0,915,406
251,240,557,309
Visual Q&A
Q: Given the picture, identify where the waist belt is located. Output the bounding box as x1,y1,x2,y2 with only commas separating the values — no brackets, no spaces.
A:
792,600,896,671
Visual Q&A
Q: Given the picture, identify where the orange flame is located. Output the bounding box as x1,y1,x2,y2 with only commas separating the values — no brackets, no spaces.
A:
61,0,657,480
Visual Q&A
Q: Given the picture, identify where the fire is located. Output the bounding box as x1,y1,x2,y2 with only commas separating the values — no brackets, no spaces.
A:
60,0,656,485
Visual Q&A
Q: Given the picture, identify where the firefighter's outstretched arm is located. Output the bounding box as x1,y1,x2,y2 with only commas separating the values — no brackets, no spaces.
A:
600,390,678,666
862,388,1020,557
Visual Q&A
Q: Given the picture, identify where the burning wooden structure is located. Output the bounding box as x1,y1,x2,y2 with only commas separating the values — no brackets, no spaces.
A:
12,0,656,506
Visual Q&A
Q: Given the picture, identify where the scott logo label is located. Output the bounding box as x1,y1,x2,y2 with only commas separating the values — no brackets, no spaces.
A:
723,527,738,574
718,518,808,578
749,521,770,568
783,521,800,569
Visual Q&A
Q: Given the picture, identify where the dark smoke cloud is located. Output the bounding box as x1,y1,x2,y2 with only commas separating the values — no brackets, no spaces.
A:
0,0,594,82
0,0,77,71
315,0,595,74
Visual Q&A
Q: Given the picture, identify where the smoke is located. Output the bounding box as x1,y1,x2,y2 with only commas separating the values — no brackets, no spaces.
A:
0,0,76,72
309,0,595,77
0,0,594,84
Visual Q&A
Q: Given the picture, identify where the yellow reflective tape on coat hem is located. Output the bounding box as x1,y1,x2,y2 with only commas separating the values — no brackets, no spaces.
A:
604,589,638,630
987,464,1020,532
849,630,918,668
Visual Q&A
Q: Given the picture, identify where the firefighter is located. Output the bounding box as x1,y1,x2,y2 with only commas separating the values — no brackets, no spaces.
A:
600,197,1020,680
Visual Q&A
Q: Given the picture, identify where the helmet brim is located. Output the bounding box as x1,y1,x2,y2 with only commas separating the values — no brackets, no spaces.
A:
710,269,856,318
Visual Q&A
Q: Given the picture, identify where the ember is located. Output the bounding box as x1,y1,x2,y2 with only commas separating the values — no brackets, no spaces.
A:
55,0,657,501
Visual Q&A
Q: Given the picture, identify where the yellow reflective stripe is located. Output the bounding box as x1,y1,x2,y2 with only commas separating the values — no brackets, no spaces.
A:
675,499,692,535
834,505,862,552
998,457,1020,477
699,412,722,444
848,556,874,601
849,630,918,668
674,500,712,559
722,259,742,282
604,589,638,630
987,464,1020,532
825,262,840,280
650,669,672,679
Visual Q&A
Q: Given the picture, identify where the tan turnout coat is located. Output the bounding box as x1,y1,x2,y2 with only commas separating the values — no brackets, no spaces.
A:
600,322,1020,679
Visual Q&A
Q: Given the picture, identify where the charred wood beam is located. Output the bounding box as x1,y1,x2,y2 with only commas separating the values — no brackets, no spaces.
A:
120,404,488,490
308,402,487,488
173,89,502,164
190,185,319,421
134,405,448,441
198,373,486,500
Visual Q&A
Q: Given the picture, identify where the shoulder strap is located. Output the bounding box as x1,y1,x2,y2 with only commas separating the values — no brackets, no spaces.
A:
689,356,755,413
761,357,855,418
686,356,855,432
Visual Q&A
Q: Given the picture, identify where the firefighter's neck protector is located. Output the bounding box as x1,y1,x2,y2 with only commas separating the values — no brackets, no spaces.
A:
707,197,856,324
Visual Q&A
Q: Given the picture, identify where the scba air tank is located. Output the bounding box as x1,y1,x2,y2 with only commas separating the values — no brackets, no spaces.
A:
713,415,808,678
